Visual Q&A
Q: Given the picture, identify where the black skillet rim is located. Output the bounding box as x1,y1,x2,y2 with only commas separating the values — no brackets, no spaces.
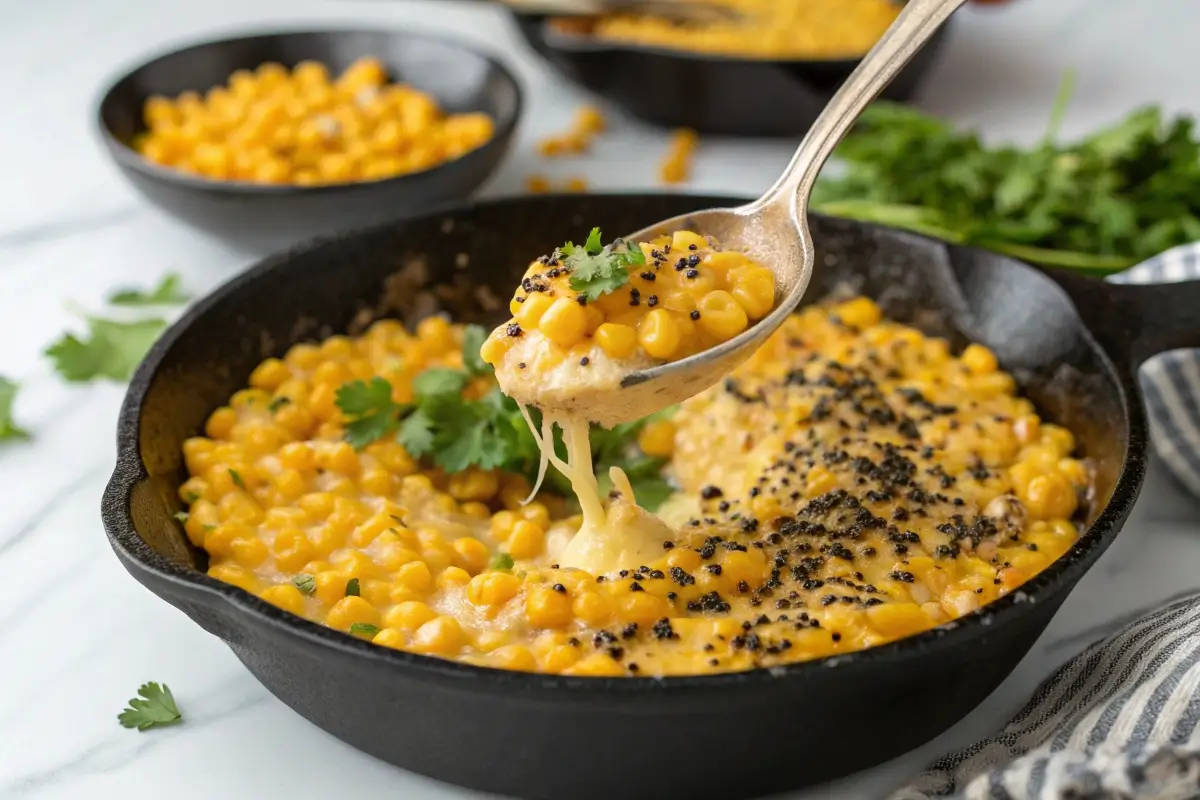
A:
91,26,524,195
516,0,942,65
102,192,1144,695
535,19,871,64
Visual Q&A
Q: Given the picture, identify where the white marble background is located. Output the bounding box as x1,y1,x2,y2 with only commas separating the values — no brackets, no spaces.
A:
2,0,1199,797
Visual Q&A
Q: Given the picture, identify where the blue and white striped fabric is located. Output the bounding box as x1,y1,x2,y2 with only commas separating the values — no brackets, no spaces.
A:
893,246,1200,799
1110,244,1200,497
895,593,1200,800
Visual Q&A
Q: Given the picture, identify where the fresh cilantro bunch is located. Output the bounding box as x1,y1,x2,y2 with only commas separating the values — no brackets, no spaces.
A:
563,227,646,301
812,72,1200,274
335,321,675,509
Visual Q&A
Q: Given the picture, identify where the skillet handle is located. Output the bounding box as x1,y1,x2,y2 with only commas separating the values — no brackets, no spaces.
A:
1048,270,1200,368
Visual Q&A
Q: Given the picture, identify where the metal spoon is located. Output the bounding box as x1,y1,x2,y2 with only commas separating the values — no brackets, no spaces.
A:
609,0,969,423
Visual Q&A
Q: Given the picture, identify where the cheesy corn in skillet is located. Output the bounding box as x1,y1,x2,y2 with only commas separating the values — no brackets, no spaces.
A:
180,289,1087,676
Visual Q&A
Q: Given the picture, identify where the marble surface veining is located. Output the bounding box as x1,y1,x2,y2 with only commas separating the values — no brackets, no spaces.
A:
2,0,1199,797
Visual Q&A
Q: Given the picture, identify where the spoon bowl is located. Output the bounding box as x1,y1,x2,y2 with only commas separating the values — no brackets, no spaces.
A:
608,0,969,423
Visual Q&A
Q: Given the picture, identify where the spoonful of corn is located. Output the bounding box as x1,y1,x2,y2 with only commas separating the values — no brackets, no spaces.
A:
484,0,969,429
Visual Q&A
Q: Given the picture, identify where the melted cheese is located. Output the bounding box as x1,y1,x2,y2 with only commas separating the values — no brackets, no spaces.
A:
519,408,673,576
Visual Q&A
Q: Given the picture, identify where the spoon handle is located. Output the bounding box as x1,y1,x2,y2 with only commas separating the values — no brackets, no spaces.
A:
761,0,969,217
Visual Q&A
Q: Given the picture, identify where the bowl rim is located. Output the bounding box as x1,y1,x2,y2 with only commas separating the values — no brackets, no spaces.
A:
102,192,1144,695
91,25,524,196
516,9,953,66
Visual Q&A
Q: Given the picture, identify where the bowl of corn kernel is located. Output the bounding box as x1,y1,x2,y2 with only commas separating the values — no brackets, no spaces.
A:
96,29,522,251
507,0,953,136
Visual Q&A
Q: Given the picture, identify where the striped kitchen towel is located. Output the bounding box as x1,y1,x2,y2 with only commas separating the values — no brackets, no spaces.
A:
893,593,1200,800
893,246,1200,799
1109,243,1200,498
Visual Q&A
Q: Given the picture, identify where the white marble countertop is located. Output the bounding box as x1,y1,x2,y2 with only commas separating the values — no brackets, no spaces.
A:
2,0,1199,797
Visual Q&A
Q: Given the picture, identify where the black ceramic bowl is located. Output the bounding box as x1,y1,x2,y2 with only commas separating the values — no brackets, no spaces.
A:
95,29,522,252
508,12,952,136
102,195,1200,800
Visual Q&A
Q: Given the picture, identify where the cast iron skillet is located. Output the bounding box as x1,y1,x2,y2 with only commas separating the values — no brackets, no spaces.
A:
95,29,522,253
101,194,1200,800
508,12,952,136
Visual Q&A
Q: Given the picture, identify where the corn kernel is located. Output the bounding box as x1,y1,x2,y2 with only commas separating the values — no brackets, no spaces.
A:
538,297,588,349
325,595,381,631
696,290,749,341
525,586,573,628
729,267,776,319
594,323,638,359
261,583,306,616
1022,473,1078,520
507,520,545,559
637,419,676,458
468,572,523,607
409,616,467,655
394,561,434,594
638,309,682,360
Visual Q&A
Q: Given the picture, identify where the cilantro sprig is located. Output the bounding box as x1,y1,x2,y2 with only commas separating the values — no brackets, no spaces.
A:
109,273,190,306
334,322,675,509
45,317,168,382
118,682,182,731
336,324,539,474
0,377,29,443
563,227,646,301
43,271,186,386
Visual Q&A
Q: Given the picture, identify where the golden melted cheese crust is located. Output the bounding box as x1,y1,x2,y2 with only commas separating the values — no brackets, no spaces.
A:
182,299,1088,676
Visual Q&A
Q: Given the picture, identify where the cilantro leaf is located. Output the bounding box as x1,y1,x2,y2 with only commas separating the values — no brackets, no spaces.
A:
619,455,675,512
228,468,245,489
336,377,409,450
560,226,603,259
0,377,30,442
490,552,515,571
345,578,360,597
118,682,182,731
564,228,646,301
349,622,380,637
293,574,316,595
46,317,167,382
583,226,603,252
398,408,437,454
437,417,489,473
413,368,470,398
336,376,395,416
461,324,491,376
109,273,190,306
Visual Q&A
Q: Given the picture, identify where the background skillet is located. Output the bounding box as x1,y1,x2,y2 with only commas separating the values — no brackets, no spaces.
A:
506,11,953,136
